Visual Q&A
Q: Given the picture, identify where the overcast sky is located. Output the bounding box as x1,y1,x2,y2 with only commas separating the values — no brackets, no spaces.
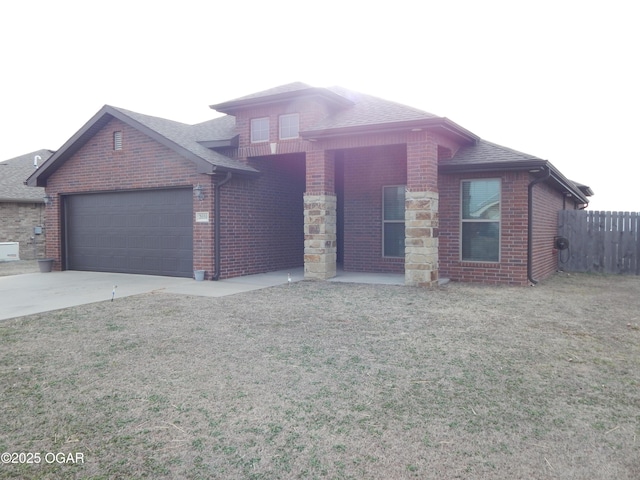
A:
2,0,637,212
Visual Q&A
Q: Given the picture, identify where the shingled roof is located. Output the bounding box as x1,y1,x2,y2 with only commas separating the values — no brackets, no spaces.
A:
0,149,51,202
210,82,354,114
23,83,591,203
309,86,440,130
299,86,477,143
447,139,542,168
441,139,591,204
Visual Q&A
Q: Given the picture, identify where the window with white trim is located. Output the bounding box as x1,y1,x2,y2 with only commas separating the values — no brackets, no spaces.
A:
279,113,299,139
461,179,500,262
383,185,405,257
251,117,269,143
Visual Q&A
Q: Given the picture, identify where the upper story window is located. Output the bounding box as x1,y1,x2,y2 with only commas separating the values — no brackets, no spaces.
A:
461,179,501,262
279,113,299,140
251,117,269,143
113,131,123,151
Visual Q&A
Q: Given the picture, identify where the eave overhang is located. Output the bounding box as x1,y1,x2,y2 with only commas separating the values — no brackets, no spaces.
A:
197,135,239,149
439,160,590,205
301,117,479,145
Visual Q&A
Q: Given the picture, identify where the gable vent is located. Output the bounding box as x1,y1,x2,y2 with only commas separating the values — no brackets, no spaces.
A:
113,131,123,151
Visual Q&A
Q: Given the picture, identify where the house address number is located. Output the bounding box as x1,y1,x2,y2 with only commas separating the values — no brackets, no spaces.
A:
195,212,210,223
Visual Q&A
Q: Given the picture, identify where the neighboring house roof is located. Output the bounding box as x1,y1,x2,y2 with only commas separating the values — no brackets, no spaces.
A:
0,149,52,202
441,139,592,204
26,106,257,187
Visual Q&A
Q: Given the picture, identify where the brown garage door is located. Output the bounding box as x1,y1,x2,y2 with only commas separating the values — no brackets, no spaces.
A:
65,189,193,277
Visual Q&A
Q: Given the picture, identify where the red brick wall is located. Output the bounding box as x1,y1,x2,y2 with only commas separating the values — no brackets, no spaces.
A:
439,170,573,285
217,153,306,278
44,118,215,275
531,180,566,282
341,145,407,273
305,149,335,195
230,100,331,160
439,171,530,285
45,118,306,279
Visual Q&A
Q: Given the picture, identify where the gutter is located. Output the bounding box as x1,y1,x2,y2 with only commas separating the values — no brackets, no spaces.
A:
527,165,551,285
440,161,589,205
211,171,233,280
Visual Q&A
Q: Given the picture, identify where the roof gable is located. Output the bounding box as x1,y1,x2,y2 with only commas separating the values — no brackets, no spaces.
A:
26,107,256,187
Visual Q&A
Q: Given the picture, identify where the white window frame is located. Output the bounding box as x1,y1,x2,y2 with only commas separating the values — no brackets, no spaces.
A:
279,113,299,140
250,117,269,143
382,185,406,258
460,178,501,262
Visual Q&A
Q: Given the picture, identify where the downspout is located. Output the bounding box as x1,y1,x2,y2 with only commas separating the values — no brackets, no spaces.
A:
527,165,551,285
211,171,232,280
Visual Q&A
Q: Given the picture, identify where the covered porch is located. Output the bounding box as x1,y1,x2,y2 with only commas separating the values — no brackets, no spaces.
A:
302,134,444,287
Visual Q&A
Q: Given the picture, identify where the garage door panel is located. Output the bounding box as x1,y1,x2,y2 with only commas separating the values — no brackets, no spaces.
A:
66,189,194,277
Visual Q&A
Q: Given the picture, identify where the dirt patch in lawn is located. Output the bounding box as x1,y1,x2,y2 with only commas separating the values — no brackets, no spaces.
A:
1,272,639,479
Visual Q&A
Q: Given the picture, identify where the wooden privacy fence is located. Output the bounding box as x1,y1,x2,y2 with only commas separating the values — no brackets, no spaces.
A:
558,210,640,275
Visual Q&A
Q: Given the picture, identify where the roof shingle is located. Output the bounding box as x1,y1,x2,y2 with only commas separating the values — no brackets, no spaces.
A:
306,87,440,132
110,107,253,173
0,150,51,202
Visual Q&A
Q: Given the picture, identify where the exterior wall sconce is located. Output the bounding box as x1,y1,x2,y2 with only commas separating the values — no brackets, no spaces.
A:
43,194,53,206
193,184,204,200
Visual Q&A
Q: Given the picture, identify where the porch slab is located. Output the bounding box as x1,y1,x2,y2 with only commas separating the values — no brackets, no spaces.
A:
329,269,405,286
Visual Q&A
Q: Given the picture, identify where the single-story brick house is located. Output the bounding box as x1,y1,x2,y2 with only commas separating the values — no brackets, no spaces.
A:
1,149,52,260
26,83,592,285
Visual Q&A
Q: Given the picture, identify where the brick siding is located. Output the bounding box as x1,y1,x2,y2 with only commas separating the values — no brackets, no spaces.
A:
218,153,305,279
341,145,407,273
40,96,573,286
44,118,216,275
439,171,574,285
531,180,578,281
439,171,530,285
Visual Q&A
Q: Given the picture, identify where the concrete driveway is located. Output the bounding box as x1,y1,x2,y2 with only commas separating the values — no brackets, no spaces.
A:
0,269,304,321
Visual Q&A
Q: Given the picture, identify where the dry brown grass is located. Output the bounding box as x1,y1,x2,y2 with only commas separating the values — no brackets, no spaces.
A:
1,271,639,479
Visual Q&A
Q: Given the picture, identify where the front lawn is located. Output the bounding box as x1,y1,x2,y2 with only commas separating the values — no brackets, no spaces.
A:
1,273,639,479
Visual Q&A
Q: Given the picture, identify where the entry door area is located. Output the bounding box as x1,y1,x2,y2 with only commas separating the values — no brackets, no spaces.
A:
64,189,193,277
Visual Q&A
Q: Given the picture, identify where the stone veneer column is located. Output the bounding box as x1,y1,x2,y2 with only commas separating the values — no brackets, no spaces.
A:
304,194,337,280
405,190,439,287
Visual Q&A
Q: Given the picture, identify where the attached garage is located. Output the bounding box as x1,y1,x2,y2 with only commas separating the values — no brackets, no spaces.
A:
64,189,193,277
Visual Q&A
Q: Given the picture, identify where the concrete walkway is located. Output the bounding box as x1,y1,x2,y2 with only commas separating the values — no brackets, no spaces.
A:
0,268,304,321
0,267,405,321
